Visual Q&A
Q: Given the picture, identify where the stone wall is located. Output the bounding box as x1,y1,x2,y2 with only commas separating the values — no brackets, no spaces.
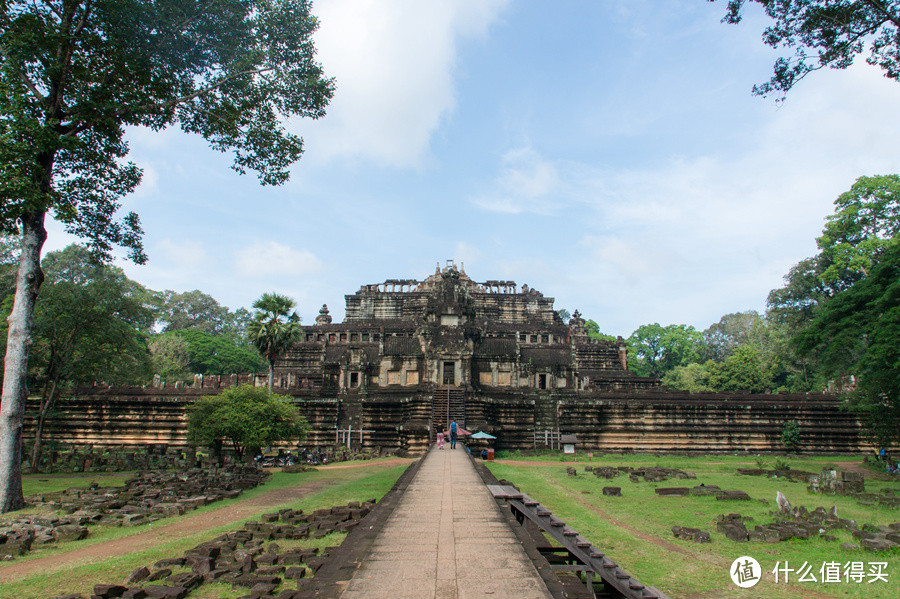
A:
24,385,869,456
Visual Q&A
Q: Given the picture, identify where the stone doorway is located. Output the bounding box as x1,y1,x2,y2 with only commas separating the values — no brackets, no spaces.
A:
442,361,456,385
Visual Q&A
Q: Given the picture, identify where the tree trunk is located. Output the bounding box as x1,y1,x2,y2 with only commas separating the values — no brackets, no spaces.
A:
0,210,48,513
30,378,59,474
267,362,274,394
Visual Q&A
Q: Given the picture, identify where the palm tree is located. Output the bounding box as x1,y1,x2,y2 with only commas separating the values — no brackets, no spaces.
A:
247,292,302,393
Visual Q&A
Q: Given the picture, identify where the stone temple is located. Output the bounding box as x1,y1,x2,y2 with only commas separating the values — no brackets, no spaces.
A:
282,260,656,406
28,261,868,455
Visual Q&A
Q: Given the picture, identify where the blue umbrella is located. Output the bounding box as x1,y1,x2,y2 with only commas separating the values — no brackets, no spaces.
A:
470,431,496,440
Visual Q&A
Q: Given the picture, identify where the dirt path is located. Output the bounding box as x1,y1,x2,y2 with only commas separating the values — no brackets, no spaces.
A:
0,458,412,582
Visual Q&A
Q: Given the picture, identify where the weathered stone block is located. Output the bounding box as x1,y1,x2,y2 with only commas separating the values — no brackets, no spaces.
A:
93,585,128,598
124,567,150,585
654,487,689,496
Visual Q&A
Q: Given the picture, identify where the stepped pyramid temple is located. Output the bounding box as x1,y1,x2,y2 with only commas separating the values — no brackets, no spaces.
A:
28,261,868,456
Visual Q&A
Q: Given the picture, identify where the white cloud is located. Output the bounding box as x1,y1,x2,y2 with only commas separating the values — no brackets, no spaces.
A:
303,0,510,167
468,62,900,334
472,146,564,213
234,241,324,278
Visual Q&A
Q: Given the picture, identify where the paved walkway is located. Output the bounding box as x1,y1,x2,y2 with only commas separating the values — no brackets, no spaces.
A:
340,446,553,599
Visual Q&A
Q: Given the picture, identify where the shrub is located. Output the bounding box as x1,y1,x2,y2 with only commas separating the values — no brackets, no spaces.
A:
781,420,801,452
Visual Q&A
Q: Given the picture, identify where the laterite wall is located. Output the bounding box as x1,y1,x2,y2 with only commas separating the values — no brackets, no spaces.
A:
24,385,869,455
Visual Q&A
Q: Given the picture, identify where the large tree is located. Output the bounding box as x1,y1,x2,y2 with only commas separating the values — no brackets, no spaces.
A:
816,174,900,286
716,1,900,98
627,323,704,378
150,329,267,378
0,0,333,512
246,292,302,393
27,245,153,471
155,290,232,335
795,242,900,445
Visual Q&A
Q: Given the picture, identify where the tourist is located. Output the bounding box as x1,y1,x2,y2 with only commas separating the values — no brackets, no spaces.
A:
450,421,458,449
437,430,445,450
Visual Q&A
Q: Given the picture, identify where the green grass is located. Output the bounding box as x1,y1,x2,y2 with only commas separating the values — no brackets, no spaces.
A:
21,471,133,497
487,454,900,599
0,460,408,599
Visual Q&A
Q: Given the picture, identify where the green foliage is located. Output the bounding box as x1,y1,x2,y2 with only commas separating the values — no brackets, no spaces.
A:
660,361,713,393
817,174,900,286
718,1,900,99
187,385,307,459
782,421,802,452
153,290,253,342
148,334,191,381
182,330,267,376
797,242,900,446
706,345,776,393
701,310,768,362
0,0,333,512
0,0,334,243
247,292,302,392
584,318,616,342
764,175,900,444
772,457,791,471
627,323,703,378
0,234,18,301
31,245,154,387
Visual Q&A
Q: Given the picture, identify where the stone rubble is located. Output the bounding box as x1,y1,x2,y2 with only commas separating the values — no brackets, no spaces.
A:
1,466,269,560
50,499,376,599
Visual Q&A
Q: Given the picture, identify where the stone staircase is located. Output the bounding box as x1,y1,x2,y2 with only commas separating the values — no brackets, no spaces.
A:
432,385,466,437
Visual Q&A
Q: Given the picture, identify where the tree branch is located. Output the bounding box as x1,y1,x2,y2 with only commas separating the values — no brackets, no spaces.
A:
0,46,49,106
861,0,900,30
63,65,276,137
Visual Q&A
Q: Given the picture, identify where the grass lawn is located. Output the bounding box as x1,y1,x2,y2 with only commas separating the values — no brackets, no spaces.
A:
22,471,134,497
486,453,900,599
0,459,409,599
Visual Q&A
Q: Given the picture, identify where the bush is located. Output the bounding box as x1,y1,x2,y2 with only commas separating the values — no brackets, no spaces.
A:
187,385,308,460
781,420,801,452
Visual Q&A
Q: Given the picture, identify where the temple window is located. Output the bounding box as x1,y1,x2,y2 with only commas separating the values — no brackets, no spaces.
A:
350,333,359,342
340,333,347,342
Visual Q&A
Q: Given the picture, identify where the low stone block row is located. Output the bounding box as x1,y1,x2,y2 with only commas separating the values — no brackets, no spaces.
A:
736,467,816,483
52,499,377,599
716,504,900,552
29,445,213,475
848,490,899,508
654,485,750,500
2,466,268,560
581,465,696,482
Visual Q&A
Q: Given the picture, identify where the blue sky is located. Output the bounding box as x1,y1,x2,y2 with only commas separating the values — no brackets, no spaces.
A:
46,0,900,337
